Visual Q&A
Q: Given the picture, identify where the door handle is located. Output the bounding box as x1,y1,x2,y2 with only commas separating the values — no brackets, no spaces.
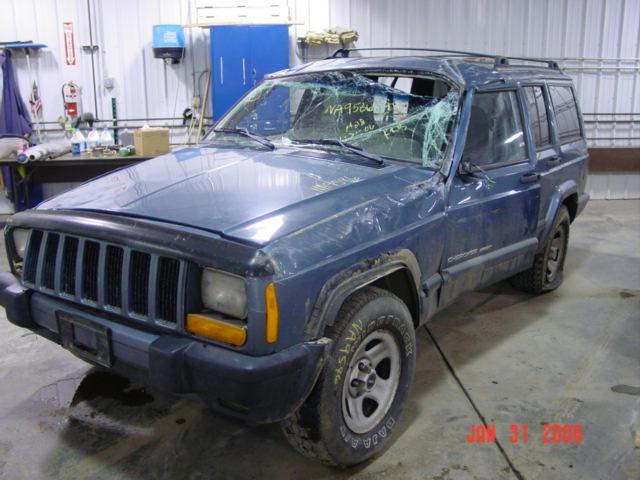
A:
521,172,539,184
242,58,246,85
547,156,562,166
219,57,224,85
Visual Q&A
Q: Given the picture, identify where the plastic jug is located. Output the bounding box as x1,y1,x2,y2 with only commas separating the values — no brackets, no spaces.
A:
100,128,114,147
87,128,101,149
71,130,85,156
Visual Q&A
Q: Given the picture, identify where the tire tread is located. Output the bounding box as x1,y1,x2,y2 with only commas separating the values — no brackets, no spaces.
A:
281,287,405,467
510,205,570,294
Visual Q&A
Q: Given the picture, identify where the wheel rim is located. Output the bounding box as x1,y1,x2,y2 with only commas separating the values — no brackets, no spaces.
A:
341,330,401,434
546,227,566,283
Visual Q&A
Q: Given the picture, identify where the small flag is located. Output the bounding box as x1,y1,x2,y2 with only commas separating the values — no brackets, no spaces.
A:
29,81,42,117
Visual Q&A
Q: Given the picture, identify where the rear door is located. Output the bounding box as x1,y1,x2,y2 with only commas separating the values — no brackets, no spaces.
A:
548,83,589,179
537,84,588,232
521,85,559,233
441,88,541,305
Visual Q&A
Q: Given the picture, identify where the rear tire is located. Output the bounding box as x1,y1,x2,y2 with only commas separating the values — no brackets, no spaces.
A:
510,205,570,294
281,286,416,467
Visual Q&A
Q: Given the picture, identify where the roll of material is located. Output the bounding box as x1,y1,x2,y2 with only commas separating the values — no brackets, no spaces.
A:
16,140,72,164
0,137,28,159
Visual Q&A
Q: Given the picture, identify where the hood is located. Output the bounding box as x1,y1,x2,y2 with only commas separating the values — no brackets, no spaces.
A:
39,146,433,245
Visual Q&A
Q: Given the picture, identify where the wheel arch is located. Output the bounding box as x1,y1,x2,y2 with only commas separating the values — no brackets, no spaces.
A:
539,180,577,250
563,192,579,222
304,249,423,340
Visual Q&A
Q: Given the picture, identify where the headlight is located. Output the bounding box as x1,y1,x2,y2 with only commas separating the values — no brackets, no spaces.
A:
11,228,30,259
201,268,247,319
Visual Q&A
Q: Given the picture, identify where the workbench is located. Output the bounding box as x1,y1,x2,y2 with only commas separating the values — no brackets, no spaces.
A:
0,154,152,211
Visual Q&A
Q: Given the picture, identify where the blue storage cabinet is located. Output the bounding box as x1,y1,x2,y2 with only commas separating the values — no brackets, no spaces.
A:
211,25,289,120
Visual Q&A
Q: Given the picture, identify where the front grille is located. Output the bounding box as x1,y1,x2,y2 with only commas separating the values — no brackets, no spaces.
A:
42,233,60,289
82,241,100,302
23,230,42,284
157,257,181,323
61,237,78,295
105,245,123,308
22,229,185,326
130,251,151,316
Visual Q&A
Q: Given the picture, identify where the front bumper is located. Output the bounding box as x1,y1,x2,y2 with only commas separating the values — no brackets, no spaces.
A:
0,272,327,424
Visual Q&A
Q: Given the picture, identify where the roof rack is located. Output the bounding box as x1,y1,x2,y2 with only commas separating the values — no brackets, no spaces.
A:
328,47,560,70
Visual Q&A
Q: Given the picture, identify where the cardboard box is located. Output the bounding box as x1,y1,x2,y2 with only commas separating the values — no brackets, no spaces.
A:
133,128,170,156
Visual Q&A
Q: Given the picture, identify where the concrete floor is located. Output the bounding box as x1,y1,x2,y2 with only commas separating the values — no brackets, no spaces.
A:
0,200,638,480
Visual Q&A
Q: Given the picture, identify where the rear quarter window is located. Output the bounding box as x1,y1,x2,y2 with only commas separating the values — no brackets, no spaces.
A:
548,85,582,143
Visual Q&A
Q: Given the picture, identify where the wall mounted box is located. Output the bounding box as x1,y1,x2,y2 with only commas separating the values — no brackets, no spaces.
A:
152,24,185,63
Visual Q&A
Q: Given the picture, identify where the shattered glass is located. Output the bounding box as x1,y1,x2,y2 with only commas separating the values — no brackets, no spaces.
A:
210,71,460,168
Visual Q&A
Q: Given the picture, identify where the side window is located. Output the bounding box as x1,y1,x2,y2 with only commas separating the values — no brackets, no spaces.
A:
462,91,527,168
376,76,413,93
523,86,551,148
548,86,581,143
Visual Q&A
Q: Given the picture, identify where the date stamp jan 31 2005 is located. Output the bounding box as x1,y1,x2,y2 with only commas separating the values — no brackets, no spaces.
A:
466,424,584,444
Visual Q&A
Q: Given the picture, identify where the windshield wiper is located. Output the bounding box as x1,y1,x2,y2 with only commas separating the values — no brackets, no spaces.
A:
213,127,275,150
291,138,385,166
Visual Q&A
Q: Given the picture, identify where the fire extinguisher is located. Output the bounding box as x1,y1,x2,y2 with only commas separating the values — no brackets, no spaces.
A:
61,81,81,123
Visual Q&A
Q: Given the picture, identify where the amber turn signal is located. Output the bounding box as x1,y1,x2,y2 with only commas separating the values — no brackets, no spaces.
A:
186,313,247,346
265,283,279,344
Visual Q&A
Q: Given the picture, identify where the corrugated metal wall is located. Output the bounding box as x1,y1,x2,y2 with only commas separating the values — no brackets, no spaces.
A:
312,0,640,199
318,0,640,150
2,0,99,131
1,0,211,146
1,0,639,198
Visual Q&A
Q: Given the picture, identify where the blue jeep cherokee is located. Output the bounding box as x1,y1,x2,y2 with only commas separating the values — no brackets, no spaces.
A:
1,49,589,466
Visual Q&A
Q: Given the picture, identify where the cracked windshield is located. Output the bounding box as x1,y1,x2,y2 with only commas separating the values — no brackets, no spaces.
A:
209,71,460,168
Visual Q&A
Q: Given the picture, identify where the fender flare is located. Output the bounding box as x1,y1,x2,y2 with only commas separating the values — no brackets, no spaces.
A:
303,249,422,340
539,179,577,249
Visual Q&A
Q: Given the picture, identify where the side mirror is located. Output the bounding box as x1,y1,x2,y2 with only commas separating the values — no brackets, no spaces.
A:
457,159,474,176
457,158,496,184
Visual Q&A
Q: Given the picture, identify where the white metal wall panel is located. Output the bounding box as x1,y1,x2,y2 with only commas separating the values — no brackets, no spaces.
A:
3,0,637,147
98,1,202,120
1,0,280,142
1,0,98,135
319,0,640,150
588,172,640,199
1,0,638,199
315,0,640,198
87,0,214,146
288,0,331,62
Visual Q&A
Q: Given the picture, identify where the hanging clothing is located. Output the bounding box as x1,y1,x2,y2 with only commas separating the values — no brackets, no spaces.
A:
0,50,32,137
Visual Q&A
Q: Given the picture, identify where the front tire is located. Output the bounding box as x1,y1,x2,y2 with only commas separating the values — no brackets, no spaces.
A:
282,287,416,467
510,205,570,294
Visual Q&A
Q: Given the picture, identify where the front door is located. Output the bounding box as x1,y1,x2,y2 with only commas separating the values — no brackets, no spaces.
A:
441,89,541,305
